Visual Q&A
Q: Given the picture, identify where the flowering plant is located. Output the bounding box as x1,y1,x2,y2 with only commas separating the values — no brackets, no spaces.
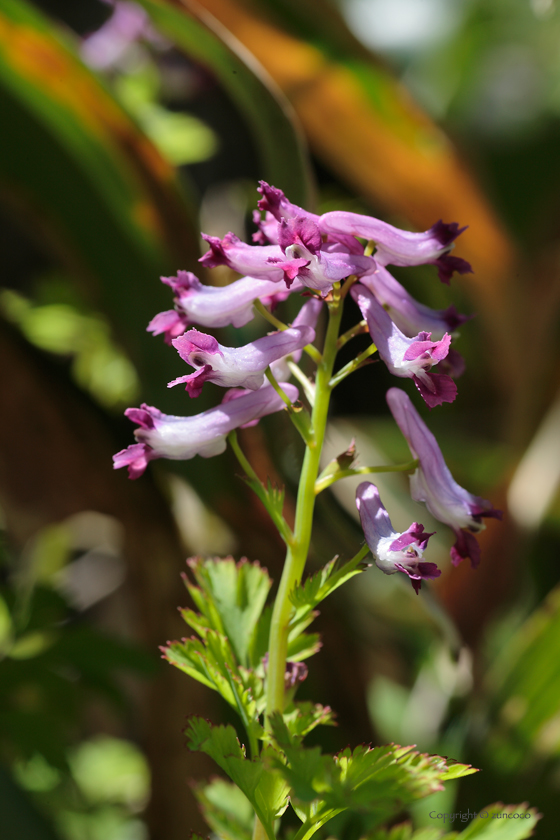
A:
114,183,534,840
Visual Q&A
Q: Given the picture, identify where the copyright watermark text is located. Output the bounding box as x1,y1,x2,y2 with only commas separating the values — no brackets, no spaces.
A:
429,810,531,824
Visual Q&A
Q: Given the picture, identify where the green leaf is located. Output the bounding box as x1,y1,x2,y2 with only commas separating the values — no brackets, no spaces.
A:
269,715,478,833
486,584,560,767
194,778,253,840
163,629,265,736
366,824,448,840
136,0,313,207
185,717,290,840
281,702,336,743
186,557,272,667
290,552,365,620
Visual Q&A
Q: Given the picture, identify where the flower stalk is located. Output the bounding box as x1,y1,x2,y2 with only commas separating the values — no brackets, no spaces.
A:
265,284,344,720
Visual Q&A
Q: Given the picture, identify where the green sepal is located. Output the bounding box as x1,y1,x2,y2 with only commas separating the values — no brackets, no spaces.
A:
194,778,253,840
185,717,290,840
184,557,272,667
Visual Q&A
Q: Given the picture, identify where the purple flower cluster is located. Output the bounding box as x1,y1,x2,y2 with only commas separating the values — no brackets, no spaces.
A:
114,182,500,591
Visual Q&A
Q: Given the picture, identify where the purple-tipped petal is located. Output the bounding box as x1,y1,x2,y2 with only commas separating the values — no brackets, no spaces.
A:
356,482,439,594
319,212,470,280
257,181,319,223
351,284,456,406
114,384,299,478
147,310,189,345
434,255,473,286
168,326,314,395
450,529,482,569
200,233,285,280
149,272,305,332
386,388,502,566
360,266,471,339
112,442,153,480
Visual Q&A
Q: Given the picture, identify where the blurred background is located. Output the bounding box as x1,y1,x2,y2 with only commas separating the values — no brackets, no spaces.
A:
1,0,560,837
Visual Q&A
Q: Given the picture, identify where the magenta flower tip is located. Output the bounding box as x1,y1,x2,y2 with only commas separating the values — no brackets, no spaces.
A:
356,482,440,594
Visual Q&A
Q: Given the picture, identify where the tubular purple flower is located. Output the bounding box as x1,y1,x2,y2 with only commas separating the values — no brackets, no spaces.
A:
199,233,286,281
319,212,472,284
168,325,315,397
386,388,502,567
200,222,373,293
351,284,457,408
271,217,374,291
269,297,324,381
147,271,304,341
355,482,439,594
360,265,471,339
113,383,299,479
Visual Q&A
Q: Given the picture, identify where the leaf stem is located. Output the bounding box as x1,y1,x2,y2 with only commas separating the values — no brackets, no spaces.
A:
329,343,376,388
337,319,367,349
315,459,419,495
228,431,293,545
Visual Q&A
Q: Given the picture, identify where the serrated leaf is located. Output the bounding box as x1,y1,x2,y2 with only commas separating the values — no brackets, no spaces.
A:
290,553,365,621
185,718,290,840
268,724,479,834
194,778,253,840
164,630,264,733
455,803,540,839
438,760,477,782
283,702,336,741
187,557,272,666
282,702,336,743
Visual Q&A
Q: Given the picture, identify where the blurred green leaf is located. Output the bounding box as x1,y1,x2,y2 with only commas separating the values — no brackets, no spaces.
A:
69,736,150,809
136,0,313,208
0,0,202,409
194,777,253,840
454,803,541,838
115,65,219,166
485,584,560,769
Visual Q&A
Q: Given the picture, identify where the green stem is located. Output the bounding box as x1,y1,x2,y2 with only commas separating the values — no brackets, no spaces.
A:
337,319,367,349
265,286,344,720
252,818,268,840
286,361,315,406
315,459,419,495
329,343,376,388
